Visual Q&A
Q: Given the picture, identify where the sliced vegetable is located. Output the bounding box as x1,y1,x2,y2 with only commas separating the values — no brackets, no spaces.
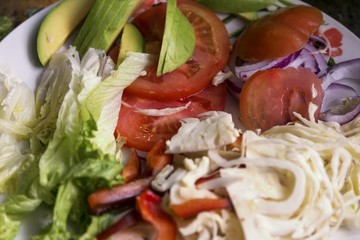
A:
0,67,35,192
117,23,145,67
237,11,259,21
35,181,80,239
170,198,232,219
228,41,328,96
157,0,195,75
196,0,276,13
235,5,323,61
239,67,324,131
166,111,240,154
122,149,141,183
127,0,231,101
96,209,141,240
74,0,145,57
116,83,227,152
0,48,155,238
88,177,152,215
136,189,178,240
320,58,360,124
0,195,42,239
37,0,96,65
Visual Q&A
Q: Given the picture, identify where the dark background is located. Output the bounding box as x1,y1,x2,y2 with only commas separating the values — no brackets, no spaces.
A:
0,0,359,38
302,0,360,38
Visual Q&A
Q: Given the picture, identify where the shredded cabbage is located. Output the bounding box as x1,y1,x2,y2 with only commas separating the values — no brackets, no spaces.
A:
166,111,240,154
165,107,360,240
0,67,35,192
0,48,156,239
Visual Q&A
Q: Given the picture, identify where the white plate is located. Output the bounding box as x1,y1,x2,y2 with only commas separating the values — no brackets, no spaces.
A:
1,0,360,239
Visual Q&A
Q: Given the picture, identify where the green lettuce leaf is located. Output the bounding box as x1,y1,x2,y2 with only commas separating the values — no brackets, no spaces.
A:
0,67,36,193
0,195,42,240
78,214,113,240
33,181,79,240
0,48,155,239
86,51,156,154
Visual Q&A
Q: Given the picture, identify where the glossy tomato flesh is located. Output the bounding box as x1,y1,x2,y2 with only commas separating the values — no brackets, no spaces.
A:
235,5,323,61
239,67,324,131
116,83,227,152
125,0,231,101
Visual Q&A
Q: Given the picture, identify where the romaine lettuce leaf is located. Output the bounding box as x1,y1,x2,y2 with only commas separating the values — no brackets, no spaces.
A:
0,67,36,192
0,48,155,239
0,195,42,240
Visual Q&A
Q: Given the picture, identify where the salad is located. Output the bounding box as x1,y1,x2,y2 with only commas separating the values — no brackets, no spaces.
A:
0,0,360,239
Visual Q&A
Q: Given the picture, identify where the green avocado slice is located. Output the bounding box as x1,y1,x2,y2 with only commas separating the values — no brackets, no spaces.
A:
117,23,145,67
74,0,144,57
37,0,96,66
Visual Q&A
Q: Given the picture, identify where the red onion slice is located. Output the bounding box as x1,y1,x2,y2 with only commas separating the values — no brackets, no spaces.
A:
227,38,329,97
320,58,360,124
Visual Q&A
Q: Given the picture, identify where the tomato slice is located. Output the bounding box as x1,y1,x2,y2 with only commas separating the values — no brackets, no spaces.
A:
125,0,231,101
235,5,323,61
116,83,227,152
239,67,324,132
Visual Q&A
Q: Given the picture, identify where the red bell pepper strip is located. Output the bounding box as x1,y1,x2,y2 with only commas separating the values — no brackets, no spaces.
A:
170,198,232,219
96,208,141,240
136,189,178,240
195,171,220,186
145,138,173,176
226,134,243,151
122,149,141,183
88,177,152,215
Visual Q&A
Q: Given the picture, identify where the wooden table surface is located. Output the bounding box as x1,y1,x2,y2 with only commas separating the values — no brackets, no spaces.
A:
0,0,359,38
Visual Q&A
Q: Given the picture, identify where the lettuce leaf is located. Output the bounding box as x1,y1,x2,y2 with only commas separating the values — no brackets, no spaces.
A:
0,67,36,192
0,48,155,239
0,195,42,239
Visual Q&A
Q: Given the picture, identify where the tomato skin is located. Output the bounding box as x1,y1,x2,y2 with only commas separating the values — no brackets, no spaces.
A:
239,67,324,132
125,1,231,101
235,5,323,61
116,83,227,152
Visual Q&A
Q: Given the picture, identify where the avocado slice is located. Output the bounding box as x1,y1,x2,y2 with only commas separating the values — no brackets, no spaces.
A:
237,12,258,21
117,23,144,67
73,0,144,57
37,0,96,66
195,0,276,13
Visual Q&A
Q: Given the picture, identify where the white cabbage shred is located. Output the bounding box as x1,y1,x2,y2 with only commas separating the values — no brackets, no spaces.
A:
164,110,360,240
166,111,240,154
0,67,36,192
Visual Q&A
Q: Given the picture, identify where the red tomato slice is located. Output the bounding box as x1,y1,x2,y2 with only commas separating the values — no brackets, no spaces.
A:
116,83,227,152
235,5,323,61
239,67,324,132
125,0,231,101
